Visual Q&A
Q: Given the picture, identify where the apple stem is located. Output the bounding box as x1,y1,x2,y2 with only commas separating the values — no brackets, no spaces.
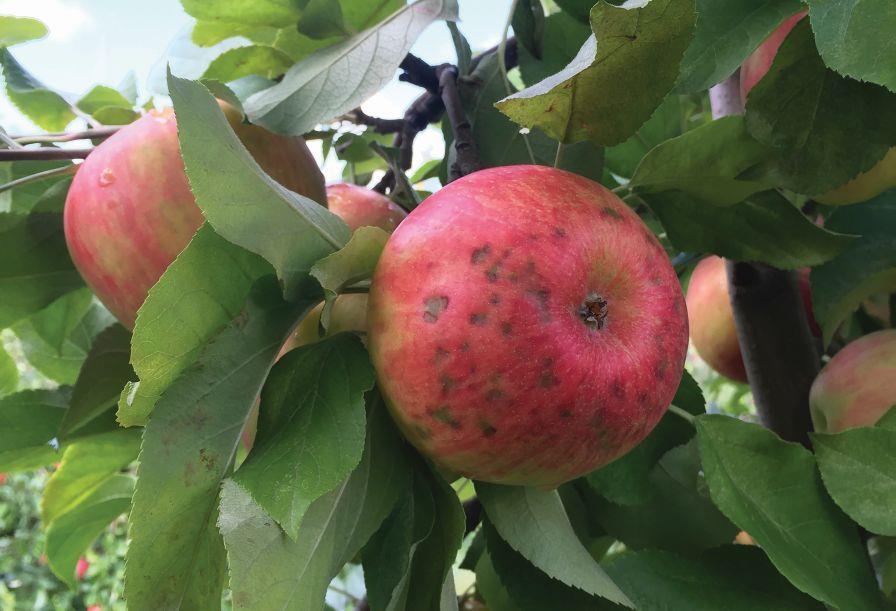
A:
667,404,695,425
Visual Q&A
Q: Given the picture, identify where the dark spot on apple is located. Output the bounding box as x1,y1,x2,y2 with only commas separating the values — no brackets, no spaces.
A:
489,293,501,305
601,206,623,220
501,321,513,336
486,388,505,401
539,369,559,388
440,374,457,394
527,289,550,312
412,424,432,440
528,233,540,241
471,244,492,264
553,226,567,238
649,275,663,286
434,346,450,362
637,391,649,406
560,408,573,419
524,260,537,275
486,265,500,282
611,378,625,399
460,341,470,352
423,295,449,323
673,298,683,313
479,421,498,437
469,313,487,326
431,406,460,429
655,359,668,381
501,248,513,259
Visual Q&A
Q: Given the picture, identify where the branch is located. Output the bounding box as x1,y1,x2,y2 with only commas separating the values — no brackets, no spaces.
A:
709,73,818,446
437,64,482,181
338,108,404,134
12,126,119,145
0,147,92,161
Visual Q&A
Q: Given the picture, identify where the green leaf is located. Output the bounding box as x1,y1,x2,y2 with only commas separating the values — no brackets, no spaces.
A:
517,11,591,86
45,474,134,588
58,325,133,439
0,16,47,47
811,193,896,345
169,73,348,299
647,190,855,270
0,389,68,471
604,94,689,181
587,369,704,506
119,225,271,427
297,0,348,39
245,0,459,135
311,226,389,297
125,277,313,610
0,213,83,328
512,0,545,60
76,84,132,115
605,546,825,610
744,19,896,195
630,116,771,205
696,414,882,611
181,0,302,27
232,334,374,538
363,456,465,611
458,51,604,181
0,49,74,131
476,483,632,607
586,439,737,554
0,343,17,397
14,290,115,385
446,21,471,76
0,160,72,214
41,428,140,525
807,0,896,93
496,0,696,146
675,0,803,93
202,45,294,82
219,400,409,610
812,426,896,536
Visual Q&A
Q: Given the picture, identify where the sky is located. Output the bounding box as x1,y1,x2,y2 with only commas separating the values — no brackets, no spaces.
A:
0,0,514,180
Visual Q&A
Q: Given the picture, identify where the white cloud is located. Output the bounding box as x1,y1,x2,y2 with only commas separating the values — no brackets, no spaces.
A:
0,0,92,42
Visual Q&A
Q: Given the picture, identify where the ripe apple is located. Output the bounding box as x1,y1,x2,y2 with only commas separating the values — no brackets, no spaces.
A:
809,330,896,433
64,104,327,329
367,165,689,488
741,11,896,205
76,556,89,581
326,183,408,232
686,256,818,383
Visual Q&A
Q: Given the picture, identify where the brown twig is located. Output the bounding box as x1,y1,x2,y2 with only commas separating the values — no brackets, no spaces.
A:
13,126,119,145
338,108,405,134
437,64,482,182
0,147,92,161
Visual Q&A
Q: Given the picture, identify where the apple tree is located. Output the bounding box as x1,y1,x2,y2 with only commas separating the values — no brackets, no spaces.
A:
1,1,895,609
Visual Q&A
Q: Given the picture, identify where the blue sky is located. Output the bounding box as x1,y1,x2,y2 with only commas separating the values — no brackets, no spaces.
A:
0,0,513,178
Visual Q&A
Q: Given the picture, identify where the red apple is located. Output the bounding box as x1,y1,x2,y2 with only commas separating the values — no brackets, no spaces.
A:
326,183,407,232
367,165,689,488
76,556,89,580
809,330,896,433
64,104,327,329
741,11,896,205
686,256,818,383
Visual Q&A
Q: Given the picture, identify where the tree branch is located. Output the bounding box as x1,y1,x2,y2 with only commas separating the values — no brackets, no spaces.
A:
436,64,482,181
338,108,404,134
709,73,818,446
0,147,92,161
12,126,119,145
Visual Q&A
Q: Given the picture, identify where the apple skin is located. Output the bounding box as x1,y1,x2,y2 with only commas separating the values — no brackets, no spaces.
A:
326,183,408,232
686,256,818,383
809,330,896,433
64,105,326,329
367,165,689,488
741,11,896,205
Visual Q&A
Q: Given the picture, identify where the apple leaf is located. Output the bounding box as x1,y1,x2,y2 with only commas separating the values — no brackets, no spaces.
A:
0,213,83,328
476,483,633,607
168,73,349,300
125,277,313,610
806,0,896,93
630,116,771,205
811,192,896,345
219,400,409,610
0,48,75,131
202,45,294,82
180,0,302,27
362,455,465,611
512,0,546,60
232,334,375,538
517,10,591,86
0,16,47,47
458,52,604,181
41,428,140,525
674,0,803,93
495,0,696,146
605,546,825,610
586,439,737,554
744,19,896,195
0,389,68,472
297,0,348,39
696,414,882,611
76,85,132,115
0,160,72,214
58,324,133,439
311,226,389,296
0,344,16,397
45,473,134,588
587,369,704,506
812,426,896,537
244,0,459,136
646,190,856,270
118,224,272,427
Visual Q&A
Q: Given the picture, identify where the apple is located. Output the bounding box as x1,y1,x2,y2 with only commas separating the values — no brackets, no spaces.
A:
326,182,408,232
741,11,896,205
64,103,327,329
686,255,818,383
809,329,896,433
367,165,689,488
76,556,89,581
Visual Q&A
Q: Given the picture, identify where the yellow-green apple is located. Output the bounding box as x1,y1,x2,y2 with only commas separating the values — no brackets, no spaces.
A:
326,182,407,232
686,255,818,383
64,104,326,328
367,165,689,488
809,330,896,432
741,11,896,205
